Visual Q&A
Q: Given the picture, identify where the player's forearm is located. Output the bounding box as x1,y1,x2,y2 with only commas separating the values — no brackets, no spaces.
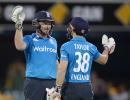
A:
14,29,26,50
56,68,66,86
56,60,68,86
95,47,109,65
101,47,109,64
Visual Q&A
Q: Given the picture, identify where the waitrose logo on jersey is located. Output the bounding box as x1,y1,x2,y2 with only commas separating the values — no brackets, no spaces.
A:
33,46,57,53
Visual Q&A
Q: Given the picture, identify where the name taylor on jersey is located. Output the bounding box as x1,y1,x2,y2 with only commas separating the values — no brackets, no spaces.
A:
74,43,89,50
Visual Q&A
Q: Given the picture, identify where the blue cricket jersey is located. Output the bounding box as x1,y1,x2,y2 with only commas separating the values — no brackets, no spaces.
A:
60,37,101,83
23,33,58,79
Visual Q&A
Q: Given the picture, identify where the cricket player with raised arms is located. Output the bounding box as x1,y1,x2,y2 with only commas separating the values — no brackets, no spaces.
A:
11,5,59,100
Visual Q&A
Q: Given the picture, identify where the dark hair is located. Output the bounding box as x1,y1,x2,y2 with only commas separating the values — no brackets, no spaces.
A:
70,17,90,36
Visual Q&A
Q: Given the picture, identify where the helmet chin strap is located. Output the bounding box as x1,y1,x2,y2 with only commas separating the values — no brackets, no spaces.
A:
37,25,50,36
37,29,46,35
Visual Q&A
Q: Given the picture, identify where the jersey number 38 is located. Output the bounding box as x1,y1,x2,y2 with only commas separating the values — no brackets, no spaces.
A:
73,52,90,73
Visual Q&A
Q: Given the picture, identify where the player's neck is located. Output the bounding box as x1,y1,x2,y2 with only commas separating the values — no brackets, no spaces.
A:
36,31,48,38
73,33,83,38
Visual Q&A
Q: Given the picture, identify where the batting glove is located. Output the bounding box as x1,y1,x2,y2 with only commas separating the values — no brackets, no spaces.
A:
11,5,25,30
102,34,116,54
46,86,61,100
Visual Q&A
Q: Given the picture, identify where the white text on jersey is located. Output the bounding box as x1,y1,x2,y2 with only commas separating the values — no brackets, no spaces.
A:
74,44,89,50
71,74,89,81
33,46,57,53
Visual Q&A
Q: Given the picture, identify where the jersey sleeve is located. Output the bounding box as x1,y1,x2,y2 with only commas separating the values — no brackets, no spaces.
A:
52,37,59,60
93,46,101,60
90,44,101,60
60,44,68,61
23,35,31,49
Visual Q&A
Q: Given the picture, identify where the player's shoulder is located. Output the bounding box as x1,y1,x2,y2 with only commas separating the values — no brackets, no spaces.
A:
61,41,71,48
24,33,35,39
49,36,56,41
49,36,57,43
87,42,99,53
87,41,97,48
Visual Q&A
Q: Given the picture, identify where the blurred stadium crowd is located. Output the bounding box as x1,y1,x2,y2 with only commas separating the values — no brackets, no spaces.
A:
0,0,130,100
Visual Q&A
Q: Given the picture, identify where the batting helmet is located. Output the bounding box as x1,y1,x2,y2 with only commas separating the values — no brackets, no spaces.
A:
32,11,55,28
70,17,90,36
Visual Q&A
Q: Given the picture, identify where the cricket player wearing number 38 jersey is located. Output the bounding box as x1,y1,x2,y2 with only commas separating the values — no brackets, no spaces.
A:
55,17,116,100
